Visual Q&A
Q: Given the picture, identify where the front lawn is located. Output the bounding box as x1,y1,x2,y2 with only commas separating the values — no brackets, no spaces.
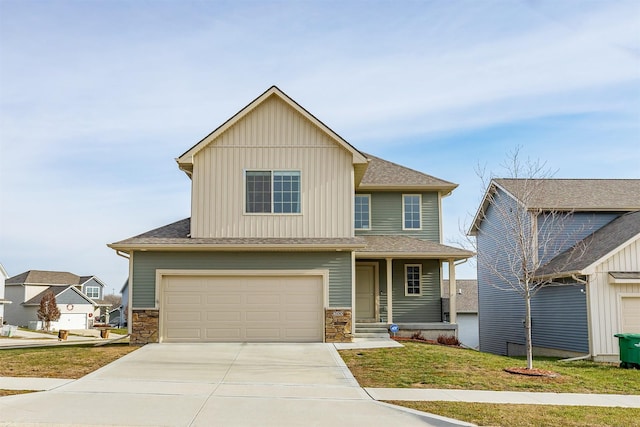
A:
339,341,640,394
0,344,137,379
341,342,640,426
391,401,640,427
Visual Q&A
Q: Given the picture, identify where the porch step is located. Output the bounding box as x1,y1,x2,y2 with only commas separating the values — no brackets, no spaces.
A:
354,322,391,339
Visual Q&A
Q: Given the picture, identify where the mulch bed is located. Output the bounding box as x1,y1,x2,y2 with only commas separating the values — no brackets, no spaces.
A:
504,367,560,378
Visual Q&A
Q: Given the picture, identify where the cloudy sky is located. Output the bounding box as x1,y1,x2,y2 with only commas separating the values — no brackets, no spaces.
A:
1,0,638,293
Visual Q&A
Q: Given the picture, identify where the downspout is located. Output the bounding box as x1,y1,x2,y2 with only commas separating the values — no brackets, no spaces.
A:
116,250,130,260
571,273,593,361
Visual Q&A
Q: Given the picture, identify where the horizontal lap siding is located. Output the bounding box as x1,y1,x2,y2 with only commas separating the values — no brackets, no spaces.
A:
131,251,352,308
477,190,529,355
191,96,353,239
531,284,589,353
537,212,620,265
392,259,441,322
356,192,440,241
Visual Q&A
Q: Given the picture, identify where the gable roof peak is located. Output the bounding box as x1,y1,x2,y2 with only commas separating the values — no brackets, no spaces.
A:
176,86,368,177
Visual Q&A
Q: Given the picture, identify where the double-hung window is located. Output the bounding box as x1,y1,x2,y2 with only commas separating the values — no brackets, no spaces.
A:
85,286,100,299
405,264,421,296
246,170,301,214
354,194,371,230
403,194,421,230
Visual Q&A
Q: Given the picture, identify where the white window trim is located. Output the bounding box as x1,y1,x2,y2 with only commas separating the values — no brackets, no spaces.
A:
85,286,100,299
354,194,371,230
244,169,303,215
405,264,422,296
402,194,422,230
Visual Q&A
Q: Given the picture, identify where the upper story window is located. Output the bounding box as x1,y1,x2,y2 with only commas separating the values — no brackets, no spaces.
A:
403,194,421,230
85,286,100,299
354,194,371,229
246,170,301,214
405,264,422,296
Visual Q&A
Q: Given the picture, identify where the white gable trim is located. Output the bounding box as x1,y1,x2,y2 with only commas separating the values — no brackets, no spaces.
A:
176,86,368,174
582,232,640,276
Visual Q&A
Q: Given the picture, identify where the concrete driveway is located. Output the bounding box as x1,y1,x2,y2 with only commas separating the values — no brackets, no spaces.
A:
0,343,469,426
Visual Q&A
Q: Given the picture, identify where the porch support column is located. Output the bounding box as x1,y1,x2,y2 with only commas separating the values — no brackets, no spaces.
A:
386,258,393,324
448,259,457,324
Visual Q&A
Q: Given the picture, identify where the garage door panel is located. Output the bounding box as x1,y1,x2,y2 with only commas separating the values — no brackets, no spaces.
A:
246,312,281,321
621,297,640,333
207,311,242,321
166,328,201,339
205,328,242,339
166,311,201,322
166,294,202,305
206,294,243,304
162,274,323,342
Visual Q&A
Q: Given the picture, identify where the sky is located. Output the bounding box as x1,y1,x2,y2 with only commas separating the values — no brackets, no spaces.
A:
1,0,639,294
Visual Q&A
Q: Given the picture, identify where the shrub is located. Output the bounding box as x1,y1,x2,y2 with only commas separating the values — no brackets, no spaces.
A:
437,334,460,346
410,331,427,341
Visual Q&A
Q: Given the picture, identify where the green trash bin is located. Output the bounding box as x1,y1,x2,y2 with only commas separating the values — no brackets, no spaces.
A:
614,333,640,369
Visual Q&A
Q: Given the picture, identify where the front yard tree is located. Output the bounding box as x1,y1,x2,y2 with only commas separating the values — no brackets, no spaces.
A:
37,291,61,332
469,148,589,370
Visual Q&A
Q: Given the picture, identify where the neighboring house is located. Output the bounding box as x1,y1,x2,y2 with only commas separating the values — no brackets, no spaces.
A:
0,264,10,325
109,279,129,327
108,86,473,345
4,270,110,330
443,279,478,349
470,179,640,362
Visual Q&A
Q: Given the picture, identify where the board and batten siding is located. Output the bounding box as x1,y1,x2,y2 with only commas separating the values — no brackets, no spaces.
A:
190,95,354,239
131,251,352,308
355,192,440,241
589,238,640,359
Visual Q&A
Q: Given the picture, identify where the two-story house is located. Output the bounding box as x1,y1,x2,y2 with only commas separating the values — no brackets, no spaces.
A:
470,179,640,362
109,86,473,345
4,270,109,330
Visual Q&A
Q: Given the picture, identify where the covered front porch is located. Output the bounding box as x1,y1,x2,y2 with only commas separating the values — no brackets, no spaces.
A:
353,235,474,338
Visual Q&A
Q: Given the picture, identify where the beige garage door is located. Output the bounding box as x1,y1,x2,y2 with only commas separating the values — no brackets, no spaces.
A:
621,296,640,333
162,274,324,342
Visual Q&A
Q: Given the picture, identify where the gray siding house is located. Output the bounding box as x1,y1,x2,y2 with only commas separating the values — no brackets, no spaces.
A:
4,270,109,330
109,86,473,345
470,179,640,361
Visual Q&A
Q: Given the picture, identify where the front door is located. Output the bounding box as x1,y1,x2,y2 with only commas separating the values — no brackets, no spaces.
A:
356,264,375,320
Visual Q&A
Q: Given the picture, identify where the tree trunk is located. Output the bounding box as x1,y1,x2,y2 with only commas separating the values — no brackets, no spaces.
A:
525,288,533,369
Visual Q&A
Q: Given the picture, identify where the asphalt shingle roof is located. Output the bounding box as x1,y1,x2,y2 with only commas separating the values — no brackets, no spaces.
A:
110,219,473,259
110,218,366,248
358,154,458,191
495,179,640,211
442,279,478,313
6,271,82,286
357,235,473,258
536,210,640,277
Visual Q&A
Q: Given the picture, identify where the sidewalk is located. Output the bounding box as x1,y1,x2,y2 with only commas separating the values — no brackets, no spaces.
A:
0,328,127,349
365,387,640,408
2,376,639,407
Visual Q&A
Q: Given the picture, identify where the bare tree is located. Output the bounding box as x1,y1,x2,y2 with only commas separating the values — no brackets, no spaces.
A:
468,148,590,370
37,291,61,332
102,294,122,310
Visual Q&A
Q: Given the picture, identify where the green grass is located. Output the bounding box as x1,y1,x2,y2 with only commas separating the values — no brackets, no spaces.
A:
389,401,640,427
0,343,137,379
340,341,640,394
